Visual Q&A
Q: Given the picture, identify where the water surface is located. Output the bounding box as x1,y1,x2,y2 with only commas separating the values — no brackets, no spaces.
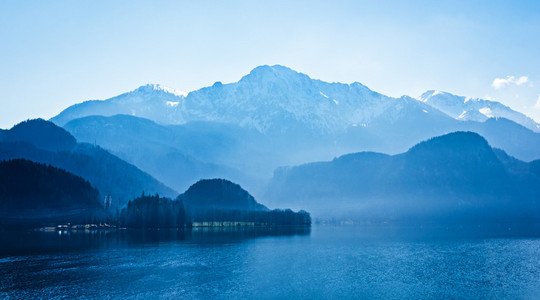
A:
1,225,540,299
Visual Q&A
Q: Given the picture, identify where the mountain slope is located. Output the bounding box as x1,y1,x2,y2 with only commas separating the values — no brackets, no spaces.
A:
182,65,453,134
179,179,268,211
1,119,76,151
51,84,187,126
51,65,540,135
458,117,540,162
0,119,176,206
52,65,540,164
266,132,540,221
61,112,540,196
63,114,259,192
0,159,102,228
0,159,100,210
52,65,454,134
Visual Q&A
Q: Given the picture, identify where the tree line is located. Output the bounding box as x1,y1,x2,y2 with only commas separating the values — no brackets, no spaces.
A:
120,194,311,229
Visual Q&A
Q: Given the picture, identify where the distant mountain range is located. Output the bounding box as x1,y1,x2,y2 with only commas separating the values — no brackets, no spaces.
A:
0,119,176,207
51,65,540,168
5,65,540,222
52,65,540,133
63,115,255,193
266,132,540,221
418,90,540,132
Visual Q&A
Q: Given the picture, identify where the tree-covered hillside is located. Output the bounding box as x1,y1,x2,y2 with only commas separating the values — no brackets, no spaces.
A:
267,132,540,222
121,179,311,228
179,179,268,211
0,119,176,207
0,159,102,228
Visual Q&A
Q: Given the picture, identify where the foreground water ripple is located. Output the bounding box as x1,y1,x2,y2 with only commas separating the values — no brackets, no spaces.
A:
1,226,540,299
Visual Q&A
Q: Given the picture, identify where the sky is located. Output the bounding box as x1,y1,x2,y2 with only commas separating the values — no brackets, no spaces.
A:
1,0,540,129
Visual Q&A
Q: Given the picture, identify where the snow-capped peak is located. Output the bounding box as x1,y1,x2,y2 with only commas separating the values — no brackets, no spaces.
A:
417,89,540,132
135,84,188,98
418,90,449,102
50,65,540,134
239,65,312,86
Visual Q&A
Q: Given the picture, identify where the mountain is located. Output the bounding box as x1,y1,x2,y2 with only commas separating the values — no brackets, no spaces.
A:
418,90,540,132
182,66,455,134
52,65,540,164
460,117,540,162
61,112,540,201
178,179,268,211
0,159,102,229
52,65,540,134
51,84,187,126
0,119,76,151
266,132,540,222
0,119,176,207
62,115,256,192
52,65,453,134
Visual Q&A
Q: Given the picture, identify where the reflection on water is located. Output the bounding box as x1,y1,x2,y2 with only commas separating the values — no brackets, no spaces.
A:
0,226,311,256
1,225,540,299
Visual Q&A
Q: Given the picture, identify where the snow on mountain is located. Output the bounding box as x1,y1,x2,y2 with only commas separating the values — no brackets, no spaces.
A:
147,83,188,97
51,84,188,126
418,90,540,132
181,65,409,133
52,65,448,134
51,65,540,136
56,66,540,182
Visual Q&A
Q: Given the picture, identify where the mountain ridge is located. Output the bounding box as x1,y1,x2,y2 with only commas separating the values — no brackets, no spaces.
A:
418,90,540,132
0,159,103,229
51,65,539,133
0,119,177,206
266,131,540,221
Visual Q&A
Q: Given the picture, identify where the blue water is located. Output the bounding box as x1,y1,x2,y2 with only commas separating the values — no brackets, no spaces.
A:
1,226,540,299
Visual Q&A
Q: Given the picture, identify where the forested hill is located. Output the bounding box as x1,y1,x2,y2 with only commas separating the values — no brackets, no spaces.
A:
0,119,76,151
0,159,102,228
178,179,268,211
121,179,311,228
0,119,176,207
267,131,540,222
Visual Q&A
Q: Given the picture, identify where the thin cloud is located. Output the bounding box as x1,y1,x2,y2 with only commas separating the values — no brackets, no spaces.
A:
492,75,529,89
535,95,540,109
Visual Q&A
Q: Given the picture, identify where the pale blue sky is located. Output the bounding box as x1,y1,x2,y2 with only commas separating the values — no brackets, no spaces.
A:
1,0,540,128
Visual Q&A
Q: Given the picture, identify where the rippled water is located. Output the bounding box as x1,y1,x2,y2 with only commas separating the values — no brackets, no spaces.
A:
1,225,540,299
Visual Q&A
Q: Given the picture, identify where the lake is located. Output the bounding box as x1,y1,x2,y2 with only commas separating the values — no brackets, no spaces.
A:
1,225,540,299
